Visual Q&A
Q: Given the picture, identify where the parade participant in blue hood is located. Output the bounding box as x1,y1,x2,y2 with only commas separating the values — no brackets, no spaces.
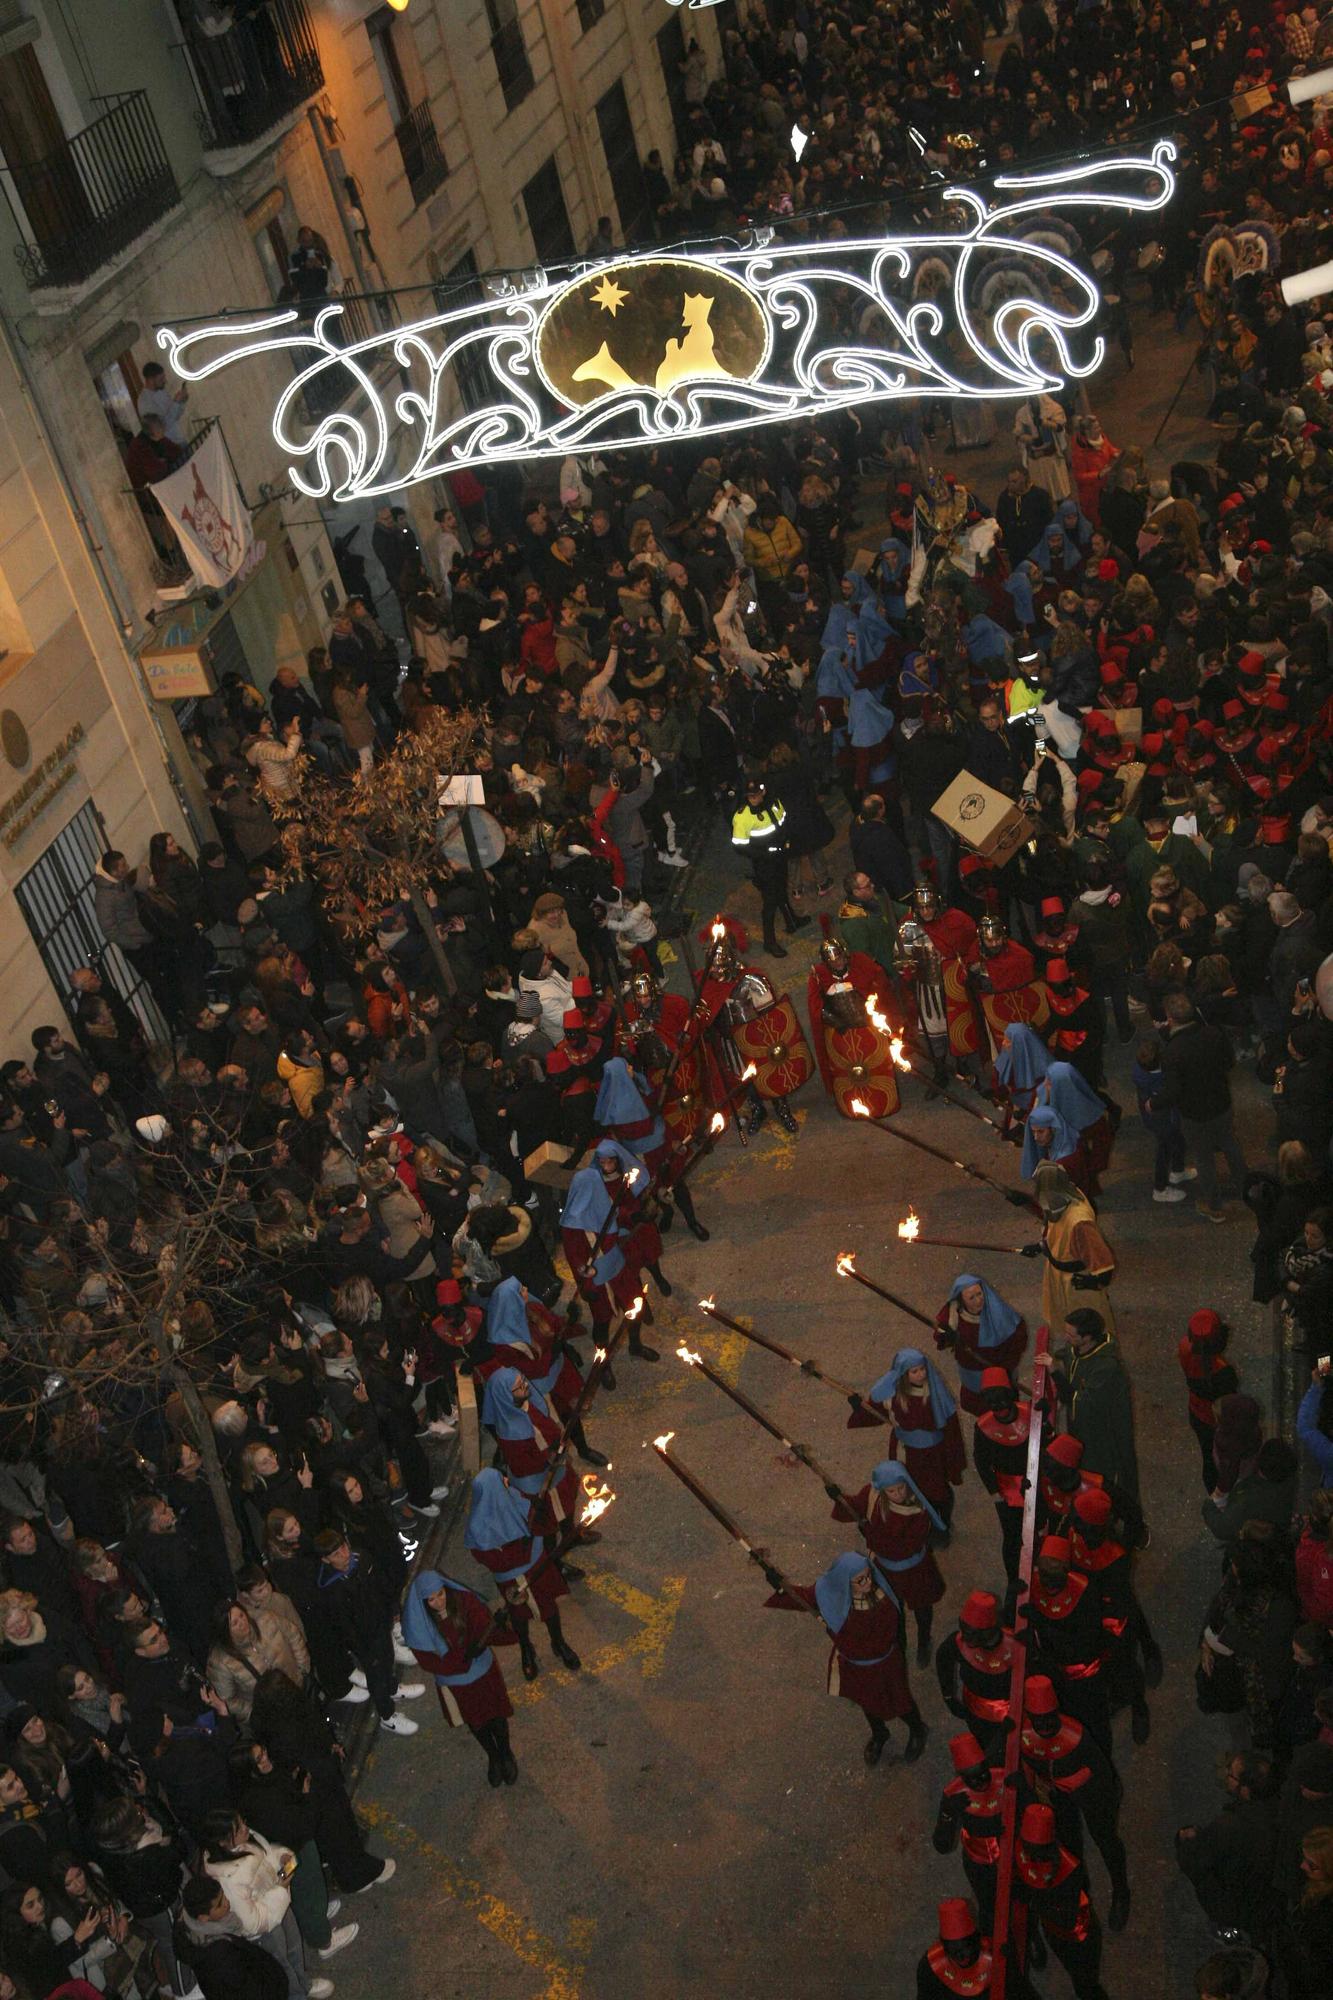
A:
994,1022,1049,1126
558,1139,664,1359
594,1056,665,1159
763,1547,930,1765
484,1277,608,1470
1021,1102,1083,1181
857,1346,965,1527
400,1566,519,1785
463,1469,582,1679
938,1272,1027,1414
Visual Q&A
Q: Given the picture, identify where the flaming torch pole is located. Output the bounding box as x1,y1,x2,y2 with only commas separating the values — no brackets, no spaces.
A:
676,1345,869,1527
697,1296,891,1426
532,1298,643,1511
834,1251,936,1330
847,1097,1036,1211
651,1432,822,1618
895,1209,1031,1255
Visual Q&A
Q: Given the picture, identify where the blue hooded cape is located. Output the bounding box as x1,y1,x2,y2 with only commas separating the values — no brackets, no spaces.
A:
878,538,909,622
964,614,1011,667
816,645,857,703
995,1023,1049,1093
946,1272,1023,1396
399,1569,494,1685
869,1458,947,1538
869,1346,956,1432
1021,1103,1081,1180
813,1550,901,1631
481,1365,551,1441
486,1275,533,1349
1041,1060,1106,1135
560,1140,642,1282
463,1467,542,1568
594,1057,665,1155
849,686,895,748
1055,497,1093,548
1027,520,1083,576
1003,564,1037,627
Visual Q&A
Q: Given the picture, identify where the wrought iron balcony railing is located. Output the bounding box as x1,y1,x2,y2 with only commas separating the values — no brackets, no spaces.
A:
184,0,324,154
395,100,448,207
2,90,180,290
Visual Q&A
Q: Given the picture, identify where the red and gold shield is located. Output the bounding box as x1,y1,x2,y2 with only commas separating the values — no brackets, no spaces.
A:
731,996,813,1100
824,1021,901,1120
980,982,1050,1053
941,956,984,1058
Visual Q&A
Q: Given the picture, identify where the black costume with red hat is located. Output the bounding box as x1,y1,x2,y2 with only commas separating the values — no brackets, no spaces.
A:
1177,1308,1239,1490
1012,1804,1108,2000
1019,1674,1130,1927
935,1588,1015,1761
1043,957,1105,1087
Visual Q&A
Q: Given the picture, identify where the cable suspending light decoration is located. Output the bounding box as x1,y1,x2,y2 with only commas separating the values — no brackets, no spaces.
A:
156,143,1175,504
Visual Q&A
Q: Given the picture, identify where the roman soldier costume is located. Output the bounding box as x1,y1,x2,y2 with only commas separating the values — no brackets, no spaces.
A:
963,914,1049,1055
807,924,902,1118
896,881,980,1069
700,918,811,1136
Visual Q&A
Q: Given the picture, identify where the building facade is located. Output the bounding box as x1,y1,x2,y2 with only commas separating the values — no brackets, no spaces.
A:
0,0,719,1046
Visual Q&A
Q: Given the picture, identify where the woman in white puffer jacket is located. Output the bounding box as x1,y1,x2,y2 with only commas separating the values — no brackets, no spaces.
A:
199,1810,329,1999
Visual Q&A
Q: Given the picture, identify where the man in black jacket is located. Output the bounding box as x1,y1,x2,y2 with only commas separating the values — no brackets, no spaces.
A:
994,466,1053,558
964,698,1023,797
1176,1751,1279,1947
850,793,914,899
1273,1019,1333,1155
311,1531,425,1737
1158,993,1249,1221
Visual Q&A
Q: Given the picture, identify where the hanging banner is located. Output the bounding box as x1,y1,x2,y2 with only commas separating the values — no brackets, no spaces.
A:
148,426,255,589
155,143,1175,501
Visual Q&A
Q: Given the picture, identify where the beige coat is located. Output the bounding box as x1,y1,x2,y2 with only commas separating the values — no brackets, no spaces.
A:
528,902,588,981
373,1179,436,1281
333,682,375,750
205,1603,309,1724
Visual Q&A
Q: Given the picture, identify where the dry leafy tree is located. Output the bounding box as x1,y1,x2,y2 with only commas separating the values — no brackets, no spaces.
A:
271,706,482,995
3,1136,300,1569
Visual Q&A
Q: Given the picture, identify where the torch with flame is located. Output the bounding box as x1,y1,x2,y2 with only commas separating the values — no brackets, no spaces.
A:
677,1344,702,1366
865,995,912,1071
836,1252,856,1277
654,1431,675,1451
898,1209,921,1242
625,1295,644,1322
741,1062,757,1083
579,1473,616,1529
699,1294,716,1314
709,1112,725,1137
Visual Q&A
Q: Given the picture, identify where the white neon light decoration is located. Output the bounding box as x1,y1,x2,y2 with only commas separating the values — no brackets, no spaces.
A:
157,143,1175,504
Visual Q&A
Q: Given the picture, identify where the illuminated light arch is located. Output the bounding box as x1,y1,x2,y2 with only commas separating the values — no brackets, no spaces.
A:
157,143,1175,503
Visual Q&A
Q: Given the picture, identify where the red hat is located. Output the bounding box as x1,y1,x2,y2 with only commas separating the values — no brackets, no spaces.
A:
561,1009,585,1032
1097,557,1120,581
1098,661,1123,685
1020,1804,1057,1846
1039,897,1065,920
1077,768,1104,794
949,1731,986,1774
938,1899,978,1943
1083,708,1114,733
1188,1307,1223,1339
980,1366,1012,1393
961,1589,1000,1628
1261,813,1292,842
1193,718,1216,741
1221,698,1246,722
896,481,913,497
1238,650,1266,677
1219,492,1247,516
1257,737,1282,768
1264,689,1289,713
1139,731,1165,756
1024,1674,1060,1715
1039,1534,1072,1562
1074,1487,1113,1526
1152,697,1175,720
1045,956,1070,984
1046,1434,1084,1468
1250,539,1273,555
571,975,594,999
435,1279,462,1306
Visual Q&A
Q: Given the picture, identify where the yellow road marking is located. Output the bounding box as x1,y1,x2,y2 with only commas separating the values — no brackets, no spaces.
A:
513,1571,686,1705
357,1801,592,2000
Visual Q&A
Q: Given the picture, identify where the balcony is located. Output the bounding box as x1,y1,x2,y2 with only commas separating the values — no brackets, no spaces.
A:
395,100,448,207
2,91,180,292
183,0,324,168
491,19,534,112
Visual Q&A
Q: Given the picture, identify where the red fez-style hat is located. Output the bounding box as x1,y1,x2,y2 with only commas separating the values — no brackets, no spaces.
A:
1047,1434,1084,1468
1077,768,1104,794
561,1009,585,1031
1074,1487,1113,1526
1097,557,1120,581
1152,697,1175,720
1039,1534,1072,1562
1189,1308,1223,1339
938,1899,978,1943
1025,1675,1059,1715
571,975,594,998
1039,897,1065,919
961,1589,1000,1628
1140,731,1165,756
1222,698,1246,722
1098,661,1123,685
1238,650,1266,677
949,1731,986,1773
980,1366,1012,1393
1261,813,1292,841
1020,1804,1057,1845
1045,957,1070,984
435,1279,462,1306
1264,689,1289,712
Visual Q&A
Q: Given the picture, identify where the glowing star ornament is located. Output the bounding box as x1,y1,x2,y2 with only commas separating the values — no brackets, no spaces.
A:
156,144,1174,500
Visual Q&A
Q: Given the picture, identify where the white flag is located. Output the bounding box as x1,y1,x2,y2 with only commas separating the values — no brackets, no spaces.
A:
149,427,253,589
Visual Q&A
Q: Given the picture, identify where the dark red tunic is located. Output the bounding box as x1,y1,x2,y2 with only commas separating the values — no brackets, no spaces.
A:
408,1585,514,1729
769,1582,914,1719
933,1303,1028,1416
470,1533,568,1623
885,1385,967,1504
495,1402,578,1533
831,1489,945,1611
